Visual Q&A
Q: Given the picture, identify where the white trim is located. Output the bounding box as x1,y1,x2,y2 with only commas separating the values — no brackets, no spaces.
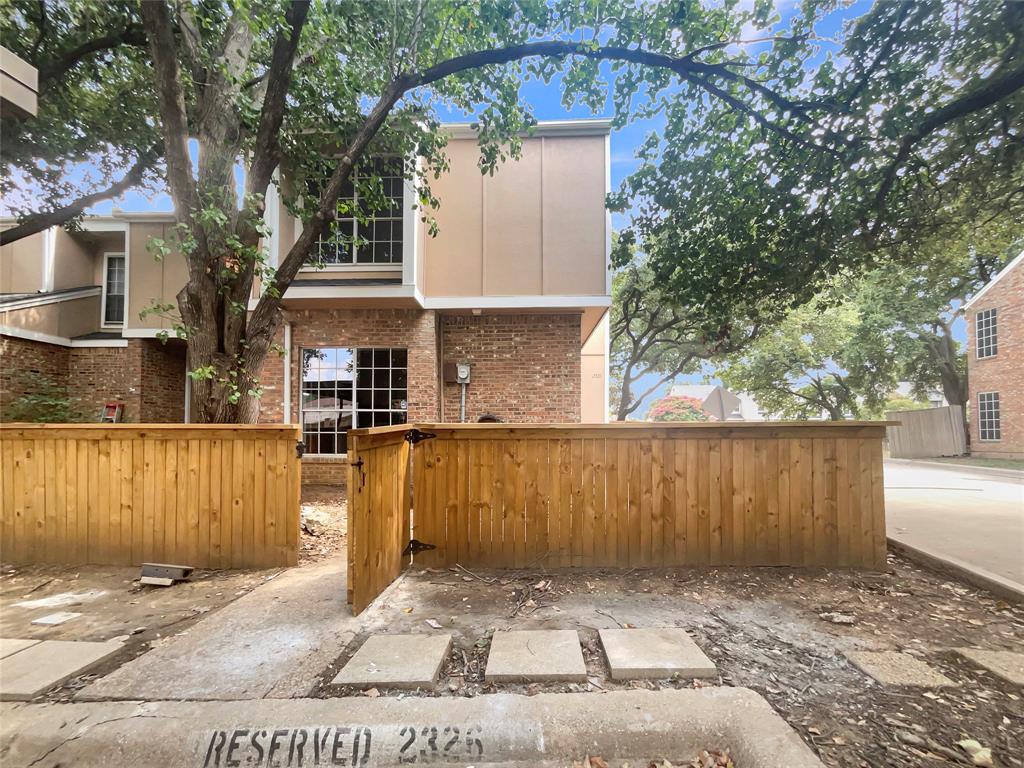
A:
421,294,612,310
602,311,610,423
79,219,130,232
964,249,1024,309
0,286,100,311
402,170,418,287
71,338,128,348
43,228,55,292
305,263,403,273
184,374,191,424
0,325,72,346
121,327,168,338
100,251,127,329
283,320,292,423
257,283,419,305
266,175,281,270
442,118,613,140
109,209,177,223
604,132,612,297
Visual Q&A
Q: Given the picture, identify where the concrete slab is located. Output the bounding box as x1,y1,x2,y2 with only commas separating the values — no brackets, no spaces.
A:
599,627,717,680
846,651,957,688
485,629,586,682
0,639,39,659
332,633,452,689
0,640,123,700
0,688,825,767
958,648,1024,685
78,559,361,701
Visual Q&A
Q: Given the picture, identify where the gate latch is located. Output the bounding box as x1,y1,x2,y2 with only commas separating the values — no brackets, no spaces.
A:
295,440,306,458
403,539,436,556
405,428,436,445
351,457,365,489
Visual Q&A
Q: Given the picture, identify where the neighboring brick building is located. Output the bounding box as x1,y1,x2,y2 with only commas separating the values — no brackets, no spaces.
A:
1,120,612,483
965,252,1024,459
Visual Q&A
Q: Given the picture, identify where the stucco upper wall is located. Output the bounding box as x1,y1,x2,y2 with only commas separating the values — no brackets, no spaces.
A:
424,134,608,298
0,229,45,293
127,222,187,330
0,294,101,337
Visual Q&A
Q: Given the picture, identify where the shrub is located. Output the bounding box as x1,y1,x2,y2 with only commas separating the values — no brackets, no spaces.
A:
648,394,712,422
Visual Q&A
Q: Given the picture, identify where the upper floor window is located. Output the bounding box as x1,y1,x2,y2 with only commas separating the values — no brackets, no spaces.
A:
976,308,997,358
300,346,408,455
102,253,125,326
978,391,1001,441
309,159,404,267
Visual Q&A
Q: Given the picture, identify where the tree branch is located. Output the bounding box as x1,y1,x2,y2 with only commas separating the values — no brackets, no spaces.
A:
0,148,158,246
38,25,147,89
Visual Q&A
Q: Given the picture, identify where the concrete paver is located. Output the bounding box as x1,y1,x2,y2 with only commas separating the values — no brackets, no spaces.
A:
846,651,957,688
885,460,1024,598
0,640,123,700
78,559,360,701
958,648,1024,685
332,633,452,689
0,688,824,768
0,639,39,659
599,627,717,680
485,629,586,682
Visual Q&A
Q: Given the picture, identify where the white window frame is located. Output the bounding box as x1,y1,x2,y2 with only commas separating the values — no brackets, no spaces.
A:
976,307,998,359
299,346,409,457
306,160,406,271
100,251,127,329
977,391,1001,442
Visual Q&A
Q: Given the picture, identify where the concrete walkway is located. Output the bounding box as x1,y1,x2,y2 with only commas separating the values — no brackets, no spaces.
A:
78,559,357,701
0,688,822,767
885,460,1024,598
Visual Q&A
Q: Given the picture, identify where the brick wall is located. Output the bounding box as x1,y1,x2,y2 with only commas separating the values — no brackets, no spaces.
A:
0,335,70,419
68,344,140,420
967,259,1024,458
440,313,581,423
140,340,187,422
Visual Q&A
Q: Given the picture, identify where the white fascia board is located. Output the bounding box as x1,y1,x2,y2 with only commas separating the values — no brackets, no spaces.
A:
441,118,613,140
70,338,128,348
963,249,1024,309
79,219,129,233
247,283,419,309
421,294,612,310
0,325,71,346
0,286,101,312
121,327,171,338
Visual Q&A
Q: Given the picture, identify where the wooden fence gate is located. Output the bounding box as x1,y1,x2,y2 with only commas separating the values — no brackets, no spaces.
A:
346,421,890,614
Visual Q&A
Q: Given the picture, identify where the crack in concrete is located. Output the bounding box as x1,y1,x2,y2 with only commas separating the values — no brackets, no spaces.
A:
25,712,172,768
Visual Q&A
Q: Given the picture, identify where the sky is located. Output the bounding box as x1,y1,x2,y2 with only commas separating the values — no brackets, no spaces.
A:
60,0,963,419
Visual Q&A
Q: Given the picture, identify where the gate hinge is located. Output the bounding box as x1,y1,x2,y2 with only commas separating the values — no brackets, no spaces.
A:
405,428,436,445
403,539,436,556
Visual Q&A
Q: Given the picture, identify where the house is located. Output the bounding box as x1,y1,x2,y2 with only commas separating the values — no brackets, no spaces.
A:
0,119,612,481
964,251,1024,459
669,383,763,421
0,45,37,119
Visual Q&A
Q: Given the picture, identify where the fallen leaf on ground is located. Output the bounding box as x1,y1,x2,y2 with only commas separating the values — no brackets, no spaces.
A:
363,688,379,698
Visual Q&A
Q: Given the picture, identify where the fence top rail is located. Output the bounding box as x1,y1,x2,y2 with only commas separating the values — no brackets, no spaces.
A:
1,423,302,440
349,420,896,438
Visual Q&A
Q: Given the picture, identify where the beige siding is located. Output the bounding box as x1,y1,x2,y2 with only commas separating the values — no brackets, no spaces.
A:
423,134,608,299
127,223,187,330
0,230,45,293
53,230,96,290
581,310,609,423
0,295,101,337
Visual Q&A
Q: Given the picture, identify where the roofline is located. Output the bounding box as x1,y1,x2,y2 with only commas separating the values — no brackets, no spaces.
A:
441,118,613,139
963,248,1024,309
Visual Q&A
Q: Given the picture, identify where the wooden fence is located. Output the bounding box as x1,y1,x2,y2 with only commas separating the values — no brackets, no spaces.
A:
346,426,410,612
885,406,966,458
347,421,891,612
0,424,301,569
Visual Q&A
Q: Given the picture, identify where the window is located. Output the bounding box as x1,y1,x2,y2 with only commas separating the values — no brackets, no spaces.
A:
976,308,998,358
978,392,1001,441
309,159,405,266
102,253,126,326
300,347,407,454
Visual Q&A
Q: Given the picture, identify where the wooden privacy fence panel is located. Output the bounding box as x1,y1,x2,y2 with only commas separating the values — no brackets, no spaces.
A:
347,427,410,613
0,424,301,569
885,406,966,458
409,423,889,571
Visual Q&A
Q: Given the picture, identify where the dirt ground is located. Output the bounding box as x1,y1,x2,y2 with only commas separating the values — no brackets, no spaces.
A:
300,484,347,562
316,553,1024,768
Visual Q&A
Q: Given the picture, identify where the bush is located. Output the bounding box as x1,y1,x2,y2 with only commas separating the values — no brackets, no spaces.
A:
1,374,81,423
648,394,712,422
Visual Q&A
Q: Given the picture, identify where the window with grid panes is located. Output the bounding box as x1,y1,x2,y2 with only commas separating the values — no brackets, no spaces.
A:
978,392,1001,441
103,254,125,325
300,347,407,454
308,158,404,266
976,308,998,358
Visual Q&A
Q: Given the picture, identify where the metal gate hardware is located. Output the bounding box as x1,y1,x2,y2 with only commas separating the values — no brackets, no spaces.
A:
404,428,437,445
351,457,366,489
403,539,436,556
295,440,306,458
